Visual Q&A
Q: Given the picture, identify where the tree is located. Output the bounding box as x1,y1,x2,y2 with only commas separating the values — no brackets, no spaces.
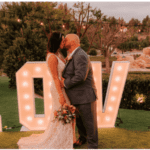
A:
142,15,150,34
127,18,141,37
69,2,103,41
90,17,130,73
1,2,72,90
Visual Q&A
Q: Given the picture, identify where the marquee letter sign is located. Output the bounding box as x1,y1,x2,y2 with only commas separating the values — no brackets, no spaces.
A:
94,61,130,128
15,61,129,130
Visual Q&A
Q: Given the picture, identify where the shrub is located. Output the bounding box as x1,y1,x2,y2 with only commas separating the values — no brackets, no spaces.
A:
89,49,97,56
102,72,150,110
118,35,149,51
2,28,47,96
130,35,138,41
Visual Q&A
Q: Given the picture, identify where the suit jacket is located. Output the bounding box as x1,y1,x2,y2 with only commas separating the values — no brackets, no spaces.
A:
62,47,98,105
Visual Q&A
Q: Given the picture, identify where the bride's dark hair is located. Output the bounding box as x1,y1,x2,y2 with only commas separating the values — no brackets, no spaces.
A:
47,31,63,54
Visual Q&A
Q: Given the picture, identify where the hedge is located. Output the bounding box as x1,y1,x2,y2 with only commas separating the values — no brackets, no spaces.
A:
102,72,150,110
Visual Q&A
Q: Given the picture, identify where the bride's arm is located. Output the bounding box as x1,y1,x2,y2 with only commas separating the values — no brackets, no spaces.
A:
47,54,66,105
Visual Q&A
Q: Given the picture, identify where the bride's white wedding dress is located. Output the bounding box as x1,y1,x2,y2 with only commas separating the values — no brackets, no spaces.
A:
17,53,73,149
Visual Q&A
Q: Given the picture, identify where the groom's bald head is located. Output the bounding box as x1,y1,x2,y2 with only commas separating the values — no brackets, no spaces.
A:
64,34,80,50
65,34,80,45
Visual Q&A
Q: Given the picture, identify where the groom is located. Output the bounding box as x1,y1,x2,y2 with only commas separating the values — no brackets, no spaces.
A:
60,34,98,149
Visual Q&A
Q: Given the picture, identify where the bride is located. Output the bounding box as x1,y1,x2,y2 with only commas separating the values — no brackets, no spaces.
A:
17,32,76,149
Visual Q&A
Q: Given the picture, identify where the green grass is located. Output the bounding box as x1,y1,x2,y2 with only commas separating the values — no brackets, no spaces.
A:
1,76,150,148
0,76,45,131
1,128,150,149
116,109,150,131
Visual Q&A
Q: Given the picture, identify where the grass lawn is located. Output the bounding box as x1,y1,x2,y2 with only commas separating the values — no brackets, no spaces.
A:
1,75,150,148
1,128,150,149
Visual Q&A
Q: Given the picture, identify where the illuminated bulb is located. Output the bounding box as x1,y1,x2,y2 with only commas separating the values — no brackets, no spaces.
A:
82,25,86,29
27,116,32,121
23,71,28,77
62,24,65,28
24,94,29,99
111,96,116,101
97,116,100,121
49,81,52,86
108,106,113,111
38,119,43,125
115,76,120,82
49,93,52,98
112,86,118,91
105,116,110,121
92,66,95,71
17,19,21,22
117,66,122,71
49,105,52,110
35,67,41,72
25,105,31,110
40,22,44,26
23,81,28,87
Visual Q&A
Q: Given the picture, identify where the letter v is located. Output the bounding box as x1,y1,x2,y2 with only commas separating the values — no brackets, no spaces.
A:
92,61,130,128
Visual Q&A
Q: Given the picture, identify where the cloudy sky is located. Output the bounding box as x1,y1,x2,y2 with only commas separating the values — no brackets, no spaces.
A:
0,1,150,23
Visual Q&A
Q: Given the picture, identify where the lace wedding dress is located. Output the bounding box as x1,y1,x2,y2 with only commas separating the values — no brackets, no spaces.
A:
17,53,73,149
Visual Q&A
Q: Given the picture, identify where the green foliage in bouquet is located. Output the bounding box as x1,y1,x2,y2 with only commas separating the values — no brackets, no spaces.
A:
53,103,77,125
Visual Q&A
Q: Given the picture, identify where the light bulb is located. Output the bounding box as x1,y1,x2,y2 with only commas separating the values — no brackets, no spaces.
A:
23,82,28,87
115,76,120,82
117,66,122,71
49,93,52,98
105,116,110,121
23,71,28,77
38,119,43,125
49,82,52,86
49,105,52,110
108,106,113,111
25,105,31,110
112,86,118,91
27,116,32,121
111,96,116,101
24,94,29,99
35,67,41,72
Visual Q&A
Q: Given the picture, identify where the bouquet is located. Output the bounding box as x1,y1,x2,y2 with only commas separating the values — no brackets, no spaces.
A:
53,103,78,125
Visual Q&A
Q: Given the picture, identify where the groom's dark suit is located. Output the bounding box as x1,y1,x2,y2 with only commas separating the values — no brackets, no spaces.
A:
62,47,98,149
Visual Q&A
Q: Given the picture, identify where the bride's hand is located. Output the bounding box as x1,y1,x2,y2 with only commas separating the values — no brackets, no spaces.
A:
59,95,66,106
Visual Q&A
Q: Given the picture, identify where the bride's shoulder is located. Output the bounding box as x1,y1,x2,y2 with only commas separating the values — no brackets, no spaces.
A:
47,52,58,62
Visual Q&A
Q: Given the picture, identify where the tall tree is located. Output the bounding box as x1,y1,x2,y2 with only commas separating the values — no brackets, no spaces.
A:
69,2,103,40
87,16,130,73
142,15,150,34
1,2,72,89
128,18,141,37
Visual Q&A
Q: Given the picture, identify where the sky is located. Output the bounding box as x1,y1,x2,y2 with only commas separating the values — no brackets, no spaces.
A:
0,1,150,23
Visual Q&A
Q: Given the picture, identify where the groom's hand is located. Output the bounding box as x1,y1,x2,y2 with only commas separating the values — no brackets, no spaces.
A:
60,77,65,88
